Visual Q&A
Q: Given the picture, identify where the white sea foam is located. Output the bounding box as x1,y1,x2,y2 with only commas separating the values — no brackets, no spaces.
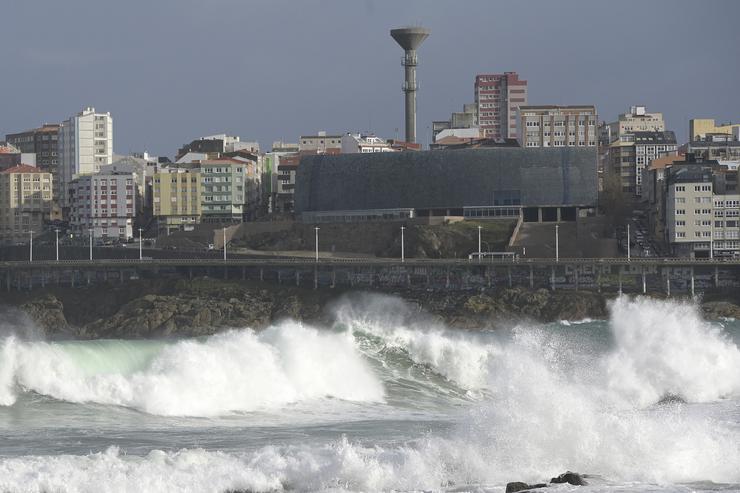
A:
0,321,384,416
605,296,740,406
337,295,740,485
1,295,740,490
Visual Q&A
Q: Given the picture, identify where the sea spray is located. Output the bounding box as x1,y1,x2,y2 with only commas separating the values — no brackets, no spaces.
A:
0,321,384,416
1,295,740,490
606,296,740,406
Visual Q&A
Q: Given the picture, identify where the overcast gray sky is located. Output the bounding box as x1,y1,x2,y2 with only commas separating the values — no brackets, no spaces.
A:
1,0,738,157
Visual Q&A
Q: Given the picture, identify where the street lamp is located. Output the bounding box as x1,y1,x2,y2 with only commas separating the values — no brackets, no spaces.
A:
223,227,227,261
477,225,482,263
555,224,559,262
89,228,93,261
314,227,320,262
29,231,33,262
138,228,143,261
627,223,631,261
55,229,60,262
400,226,406,262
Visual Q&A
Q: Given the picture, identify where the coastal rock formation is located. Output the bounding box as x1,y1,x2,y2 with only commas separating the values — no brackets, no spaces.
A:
550,471,587,486
6,279,739,339
82,292,274,338
463,288,607,322
19,294,69,335
701,301,740,320
506,481,547,492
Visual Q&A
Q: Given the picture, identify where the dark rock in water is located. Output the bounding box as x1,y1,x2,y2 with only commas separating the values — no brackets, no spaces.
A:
657,393,686,405
506,482,548,493
550,471,587,486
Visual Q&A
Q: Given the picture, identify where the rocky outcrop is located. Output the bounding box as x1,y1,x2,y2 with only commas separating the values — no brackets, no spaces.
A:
19,294,69,335
82,292,274,338
462,288,607,323
550,471,587,486
506,481,547,493
7,278,740,340
701,301,740,320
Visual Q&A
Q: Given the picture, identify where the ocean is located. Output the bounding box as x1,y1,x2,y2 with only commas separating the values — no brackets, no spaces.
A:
0,294,739,492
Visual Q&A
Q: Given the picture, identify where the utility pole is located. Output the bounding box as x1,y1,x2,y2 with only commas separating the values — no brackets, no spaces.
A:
139,228,143,260
55,229,60,262
627,223,631,261
29,231,33,262
314,227,320,262
223,227,227,261
89,228,93,261
555,224,559,262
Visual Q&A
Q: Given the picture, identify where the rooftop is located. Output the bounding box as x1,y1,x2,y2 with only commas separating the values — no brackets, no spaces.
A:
519,105,595,110
1,164,44,174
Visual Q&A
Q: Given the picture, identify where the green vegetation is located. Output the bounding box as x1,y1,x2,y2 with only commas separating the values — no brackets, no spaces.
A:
233,220,517,259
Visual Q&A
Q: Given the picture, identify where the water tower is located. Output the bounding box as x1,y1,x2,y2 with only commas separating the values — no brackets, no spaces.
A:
390,26,430,144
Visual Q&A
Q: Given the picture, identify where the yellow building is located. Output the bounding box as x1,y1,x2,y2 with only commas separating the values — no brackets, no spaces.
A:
152,167,202,234
0,165,53,243
690,118,740,141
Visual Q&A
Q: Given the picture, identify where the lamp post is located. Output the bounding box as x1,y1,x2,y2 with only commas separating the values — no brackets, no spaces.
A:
555,224,559,262
223,227,227,261
314,227,320,262
400,226,406,262
477,225,482,263
55,229,60,262
627,223,631,261
89,228,93,261
29,231,33,262
138,228,143,260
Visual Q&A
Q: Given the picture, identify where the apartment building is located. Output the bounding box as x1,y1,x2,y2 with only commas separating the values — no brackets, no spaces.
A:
152,166,202,234
275,154,300,213
610,131,678,195
517,105,597,148
689,130,740,162
6,124,61,207
199,159,248,223
68,163,136,240
474,72,527,141
6,124,60,169
58,107,113,209
0,165,53,244
657,155,740,257
603,106,665,144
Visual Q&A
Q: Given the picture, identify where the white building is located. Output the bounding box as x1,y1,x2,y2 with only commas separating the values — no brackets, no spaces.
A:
58,107,113,209
69,163,136,241
663,160,740,258
603,105,665,145
341,133,397,154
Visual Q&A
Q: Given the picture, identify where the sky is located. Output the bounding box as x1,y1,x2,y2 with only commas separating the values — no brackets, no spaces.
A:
1,0,739,157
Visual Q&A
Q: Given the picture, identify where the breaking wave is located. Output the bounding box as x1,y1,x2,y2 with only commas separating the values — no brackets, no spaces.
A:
1,295,740,490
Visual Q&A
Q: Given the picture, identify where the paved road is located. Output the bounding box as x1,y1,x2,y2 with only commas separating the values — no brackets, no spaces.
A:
3,257,740,269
